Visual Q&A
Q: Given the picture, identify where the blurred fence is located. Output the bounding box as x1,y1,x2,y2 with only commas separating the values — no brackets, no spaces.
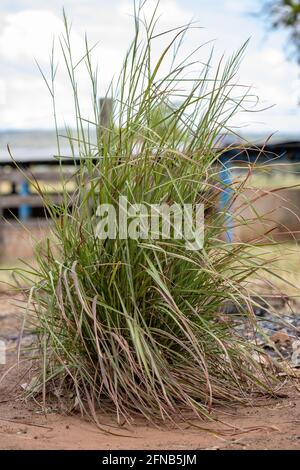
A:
1,140,300,243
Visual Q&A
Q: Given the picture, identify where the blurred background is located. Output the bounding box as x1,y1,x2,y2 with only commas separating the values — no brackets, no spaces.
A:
1,0,300,281
1,0,300,143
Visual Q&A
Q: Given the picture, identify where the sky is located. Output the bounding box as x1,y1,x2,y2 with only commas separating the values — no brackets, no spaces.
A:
0,0,299,136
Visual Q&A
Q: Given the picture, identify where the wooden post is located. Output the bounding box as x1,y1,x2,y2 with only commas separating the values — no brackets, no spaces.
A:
99,98,113,128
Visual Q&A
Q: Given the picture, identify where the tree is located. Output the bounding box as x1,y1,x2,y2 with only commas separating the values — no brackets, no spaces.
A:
263,1,300,63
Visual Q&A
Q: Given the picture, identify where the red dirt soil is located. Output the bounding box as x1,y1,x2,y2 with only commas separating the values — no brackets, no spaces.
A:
0,292,299,450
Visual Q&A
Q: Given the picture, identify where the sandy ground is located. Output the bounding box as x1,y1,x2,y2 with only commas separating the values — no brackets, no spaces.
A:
0,292,299,450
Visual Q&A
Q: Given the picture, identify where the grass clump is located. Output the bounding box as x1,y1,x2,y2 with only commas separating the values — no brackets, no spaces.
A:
18,1,280,423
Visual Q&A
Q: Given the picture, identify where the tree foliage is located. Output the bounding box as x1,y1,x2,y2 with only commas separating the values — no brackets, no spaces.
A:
263,1,300,62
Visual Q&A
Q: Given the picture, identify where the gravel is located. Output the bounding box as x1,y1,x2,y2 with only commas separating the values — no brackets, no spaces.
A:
223,298,300,365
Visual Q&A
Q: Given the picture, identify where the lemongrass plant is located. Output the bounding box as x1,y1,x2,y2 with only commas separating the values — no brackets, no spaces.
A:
17,1,282,423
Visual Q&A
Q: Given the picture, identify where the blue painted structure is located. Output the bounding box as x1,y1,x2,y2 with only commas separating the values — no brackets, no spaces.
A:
19,180,31,221
219,161,234,242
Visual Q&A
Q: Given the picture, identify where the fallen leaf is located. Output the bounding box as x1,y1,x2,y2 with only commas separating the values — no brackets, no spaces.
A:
271,331,291,345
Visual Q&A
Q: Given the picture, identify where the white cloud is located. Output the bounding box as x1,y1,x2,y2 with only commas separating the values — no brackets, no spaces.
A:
0,1,194,129
0,0,299,134
223,0,256,14
239,47,300,108
0,10,64,62
0,79,6,105
119,0,191,25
